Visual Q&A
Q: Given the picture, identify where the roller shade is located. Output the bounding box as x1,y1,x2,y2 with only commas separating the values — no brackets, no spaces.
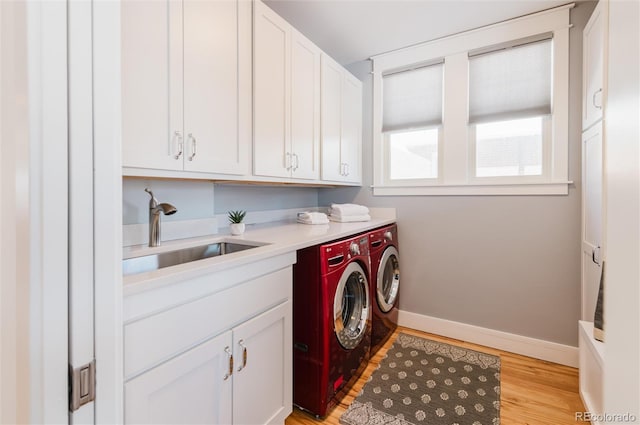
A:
382,62,443,132
469,38,552,124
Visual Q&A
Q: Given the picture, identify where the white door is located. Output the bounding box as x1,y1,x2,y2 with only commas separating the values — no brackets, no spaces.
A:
183,0,248,175
321,55,344,181
233,302,292,425
121,0,183,170
125,332,233,425
290,31,320,180
69,1,96,422
341,73,363,183
253,0,291,178
582,122,603,320
582,0,607,130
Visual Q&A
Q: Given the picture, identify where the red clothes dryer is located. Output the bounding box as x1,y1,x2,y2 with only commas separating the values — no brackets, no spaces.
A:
368,224,400,354
293,233,371,417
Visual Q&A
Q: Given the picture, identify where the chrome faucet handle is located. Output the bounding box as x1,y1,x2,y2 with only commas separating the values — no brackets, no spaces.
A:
144,188,158,208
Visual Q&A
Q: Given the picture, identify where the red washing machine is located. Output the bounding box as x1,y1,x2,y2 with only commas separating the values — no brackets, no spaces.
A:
293,234,371,418
368,224,400,354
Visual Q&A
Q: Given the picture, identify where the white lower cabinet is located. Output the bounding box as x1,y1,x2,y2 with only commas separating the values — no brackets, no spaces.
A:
124,265,293,425
125,331,233,424
232,302,291,425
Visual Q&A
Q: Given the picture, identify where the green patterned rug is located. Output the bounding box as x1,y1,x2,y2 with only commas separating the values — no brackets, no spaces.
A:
340,333,500,425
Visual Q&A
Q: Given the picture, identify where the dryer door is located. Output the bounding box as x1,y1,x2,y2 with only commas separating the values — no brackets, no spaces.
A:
377,246,400,313
333,262,369,349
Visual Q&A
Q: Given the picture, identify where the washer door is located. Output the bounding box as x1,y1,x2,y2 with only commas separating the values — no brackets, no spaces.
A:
377,246,400,313
333,262,370,350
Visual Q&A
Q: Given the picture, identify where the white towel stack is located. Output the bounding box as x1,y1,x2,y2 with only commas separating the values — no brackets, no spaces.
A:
297,211,329,225
329,203,371,222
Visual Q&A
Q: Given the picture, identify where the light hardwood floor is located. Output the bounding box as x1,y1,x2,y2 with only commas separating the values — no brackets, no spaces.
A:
286,326,585,425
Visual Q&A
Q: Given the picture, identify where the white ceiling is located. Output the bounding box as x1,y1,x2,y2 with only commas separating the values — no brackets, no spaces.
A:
263,0,576,65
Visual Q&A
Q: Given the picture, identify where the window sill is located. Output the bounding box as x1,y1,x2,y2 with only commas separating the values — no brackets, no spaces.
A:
372,181,572,196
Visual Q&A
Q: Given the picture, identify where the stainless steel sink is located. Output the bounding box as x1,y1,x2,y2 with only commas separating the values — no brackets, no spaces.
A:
123,241,264,276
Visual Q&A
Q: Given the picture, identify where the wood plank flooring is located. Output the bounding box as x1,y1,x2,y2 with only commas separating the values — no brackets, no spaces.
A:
286,326,585,425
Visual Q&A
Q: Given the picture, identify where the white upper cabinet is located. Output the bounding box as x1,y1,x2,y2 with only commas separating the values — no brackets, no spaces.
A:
121,0,182,171
290,31,321,180
253,0,320,180
321,54,363,183
122,0,251,176
582,0,607,130
253,0,291,178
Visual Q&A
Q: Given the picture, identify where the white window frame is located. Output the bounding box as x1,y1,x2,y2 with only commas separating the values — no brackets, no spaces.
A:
468,115,552,184
383,125,443,186
371,3,573,196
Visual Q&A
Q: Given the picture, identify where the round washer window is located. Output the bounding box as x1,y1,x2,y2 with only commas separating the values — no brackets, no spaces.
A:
333,262,369,350
377,246,400,312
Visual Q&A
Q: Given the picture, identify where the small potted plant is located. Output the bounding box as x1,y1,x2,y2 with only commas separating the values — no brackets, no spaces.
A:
228,210,247,235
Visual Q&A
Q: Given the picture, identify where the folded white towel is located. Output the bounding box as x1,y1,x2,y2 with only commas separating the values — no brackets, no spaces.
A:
330,203,369,216
297,211,329,225
329,214,371,223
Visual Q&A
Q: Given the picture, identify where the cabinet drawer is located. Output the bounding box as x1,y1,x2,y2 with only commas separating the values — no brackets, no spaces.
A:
125,266,291,379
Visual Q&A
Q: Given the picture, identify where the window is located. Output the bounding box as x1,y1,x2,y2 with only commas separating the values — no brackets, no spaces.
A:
371,4,571,195
469,38,551,180
382,63,443,183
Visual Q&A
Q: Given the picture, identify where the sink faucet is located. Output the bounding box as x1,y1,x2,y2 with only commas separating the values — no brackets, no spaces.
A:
145,188,177,247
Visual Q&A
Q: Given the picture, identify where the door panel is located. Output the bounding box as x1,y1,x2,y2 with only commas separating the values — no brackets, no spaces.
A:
121,0,182,170
582,1,606,129
321,55,343,181
581,122,603,320
125,332,233,425
291,31,320,180
183,0,244,175
233,302,292,425
341,73,362,183
253,0,291,178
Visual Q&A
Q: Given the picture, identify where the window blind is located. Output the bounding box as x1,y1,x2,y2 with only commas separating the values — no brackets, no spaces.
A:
468,38,552,124
382,62,443,132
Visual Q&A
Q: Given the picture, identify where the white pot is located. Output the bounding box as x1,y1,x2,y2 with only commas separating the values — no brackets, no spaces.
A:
230,223,245,236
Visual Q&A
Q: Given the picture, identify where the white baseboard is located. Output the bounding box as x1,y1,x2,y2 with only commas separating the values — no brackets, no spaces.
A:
398,310,578,367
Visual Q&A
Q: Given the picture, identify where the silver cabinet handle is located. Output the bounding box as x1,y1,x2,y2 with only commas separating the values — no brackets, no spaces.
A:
173,131,183,160
188,134,197,161
592,245,601,265
593,88,603,110
285,152,292,171
344,163,350,176
293,153,299,171
340,163,345,176
237,340,247,371
223,346,233,380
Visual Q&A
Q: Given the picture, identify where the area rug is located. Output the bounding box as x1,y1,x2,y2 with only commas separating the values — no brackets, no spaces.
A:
340,333,500,425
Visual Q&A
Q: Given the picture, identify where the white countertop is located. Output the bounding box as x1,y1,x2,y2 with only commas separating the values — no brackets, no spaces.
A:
123,209,396,296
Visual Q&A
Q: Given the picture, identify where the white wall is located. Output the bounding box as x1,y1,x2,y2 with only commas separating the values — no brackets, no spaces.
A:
319,2,596,347
122,178,319,225
603,0,640,418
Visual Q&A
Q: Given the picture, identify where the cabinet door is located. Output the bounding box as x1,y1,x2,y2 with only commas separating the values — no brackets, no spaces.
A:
321,55,344,181
125,331,233,425
290,31,321,180
582,0,607,130
233,301,292,425
253,0,292,178
183,0,249,175
121,0,183,170
582,122,603,320
341,73,363,184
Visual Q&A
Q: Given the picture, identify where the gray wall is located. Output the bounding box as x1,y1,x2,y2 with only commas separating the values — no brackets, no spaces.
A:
319,2,596,346
122,178,319,225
